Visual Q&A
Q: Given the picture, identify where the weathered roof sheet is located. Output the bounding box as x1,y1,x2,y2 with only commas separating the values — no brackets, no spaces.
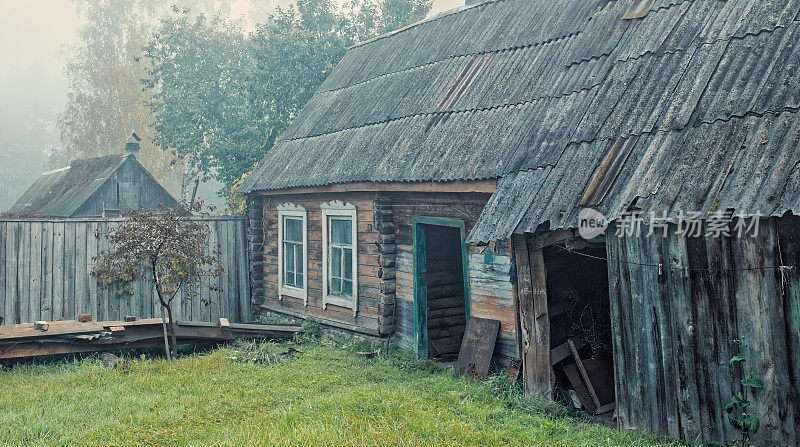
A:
242,0,800,241
8,155,127,217
471,110,800,241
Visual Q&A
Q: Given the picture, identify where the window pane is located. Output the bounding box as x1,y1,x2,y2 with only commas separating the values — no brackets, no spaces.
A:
331,218,352,245
330,246,342,277
330,277,342,294
285,243,295,273
296,272,303,288
342,279,353,296
343,248,352,280
284,217,302,243
295,245,303,276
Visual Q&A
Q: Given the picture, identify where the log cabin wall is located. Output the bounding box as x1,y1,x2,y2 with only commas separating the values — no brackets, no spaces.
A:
253,190,518,363
390,192,517,363
607,217,800,445
254,192,388,336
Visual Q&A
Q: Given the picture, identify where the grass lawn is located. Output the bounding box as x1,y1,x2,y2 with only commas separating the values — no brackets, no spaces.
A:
0,338,676,447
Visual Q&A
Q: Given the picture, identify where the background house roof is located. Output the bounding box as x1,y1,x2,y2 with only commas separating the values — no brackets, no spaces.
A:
9,154,128,217
242,0,800,241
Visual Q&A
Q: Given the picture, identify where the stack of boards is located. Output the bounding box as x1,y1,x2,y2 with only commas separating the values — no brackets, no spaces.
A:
0,316,301,360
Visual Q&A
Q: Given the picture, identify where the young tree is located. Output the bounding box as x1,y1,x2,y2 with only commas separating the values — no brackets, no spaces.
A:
92,203,222,359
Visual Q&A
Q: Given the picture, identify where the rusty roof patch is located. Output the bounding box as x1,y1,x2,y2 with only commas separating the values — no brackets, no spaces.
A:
622,0,655,19
580,135,639,207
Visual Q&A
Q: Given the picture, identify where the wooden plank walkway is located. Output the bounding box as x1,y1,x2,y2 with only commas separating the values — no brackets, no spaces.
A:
0,316,301,360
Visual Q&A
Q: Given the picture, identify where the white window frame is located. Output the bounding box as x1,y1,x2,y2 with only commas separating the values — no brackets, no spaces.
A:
277,203,308,304
321,200,358,316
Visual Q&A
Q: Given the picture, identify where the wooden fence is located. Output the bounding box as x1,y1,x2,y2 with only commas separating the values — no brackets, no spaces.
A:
0,217,251,326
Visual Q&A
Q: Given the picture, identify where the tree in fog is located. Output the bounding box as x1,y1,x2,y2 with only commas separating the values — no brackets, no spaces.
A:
143,0,432,192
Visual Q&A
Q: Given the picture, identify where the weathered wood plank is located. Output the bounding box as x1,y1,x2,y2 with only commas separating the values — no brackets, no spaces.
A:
74,222,88,316
609,219,799,446
513,234,551,398
41,222,53,321
19,222,31,324
29,221,42,321
0,217,249,326
52,222,65,320
63,222,76,320
237,218,250,322
0,222,6,325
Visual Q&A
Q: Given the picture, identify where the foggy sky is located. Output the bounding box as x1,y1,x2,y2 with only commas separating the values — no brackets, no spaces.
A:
0,0,462,210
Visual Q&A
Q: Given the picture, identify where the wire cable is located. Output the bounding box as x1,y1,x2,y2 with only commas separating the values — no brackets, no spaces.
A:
555,245,796,273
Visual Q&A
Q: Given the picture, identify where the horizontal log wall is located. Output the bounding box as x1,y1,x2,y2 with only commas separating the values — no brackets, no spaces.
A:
608,217,800,445
254,190,517,361
391,192,517,361
0,217,250,325
256,193,385,336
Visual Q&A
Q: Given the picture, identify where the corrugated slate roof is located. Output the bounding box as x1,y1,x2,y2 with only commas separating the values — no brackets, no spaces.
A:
8,155,127,217
242,0,800,241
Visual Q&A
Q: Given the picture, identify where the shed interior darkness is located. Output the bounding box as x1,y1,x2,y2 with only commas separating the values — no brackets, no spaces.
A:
543,243,615,414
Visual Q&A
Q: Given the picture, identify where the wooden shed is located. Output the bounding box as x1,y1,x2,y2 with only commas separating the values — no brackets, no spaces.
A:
242,0,800,443
7,139,178,218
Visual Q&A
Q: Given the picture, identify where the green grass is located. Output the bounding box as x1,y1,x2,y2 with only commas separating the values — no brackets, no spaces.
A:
0,338,676,446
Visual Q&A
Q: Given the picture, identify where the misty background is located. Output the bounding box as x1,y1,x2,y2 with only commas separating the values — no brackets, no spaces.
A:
0,0,460,211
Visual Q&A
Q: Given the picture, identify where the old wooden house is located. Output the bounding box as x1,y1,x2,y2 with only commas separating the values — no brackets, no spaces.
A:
242,0,800,443
8,137,178,217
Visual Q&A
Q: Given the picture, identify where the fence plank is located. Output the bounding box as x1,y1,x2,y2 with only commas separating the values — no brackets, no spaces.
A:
41,222,53,321
19,222,31,324
0,222,6,325
75,222,88,316
64,222,76,320
52,222,65,320
0,217,249,325
86,222,98,320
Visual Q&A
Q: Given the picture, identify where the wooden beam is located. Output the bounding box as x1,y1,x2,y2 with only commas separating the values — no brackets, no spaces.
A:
529,229,574,250
527,238,552,398
550,338,586,366
568,338,601,410
512,234,552,398
509,239,523,360
252,179,497,196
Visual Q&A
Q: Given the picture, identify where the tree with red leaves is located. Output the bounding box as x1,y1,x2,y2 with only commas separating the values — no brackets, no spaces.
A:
92,203,222,359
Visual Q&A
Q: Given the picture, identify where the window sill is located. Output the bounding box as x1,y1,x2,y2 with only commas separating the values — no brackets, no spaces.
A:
278,285,307,304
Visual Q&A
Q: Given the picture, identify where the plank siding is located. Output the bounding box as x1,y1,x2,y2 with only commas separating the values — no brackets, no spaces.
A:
608,218,800,445
0,217,249,325
467,252,517,362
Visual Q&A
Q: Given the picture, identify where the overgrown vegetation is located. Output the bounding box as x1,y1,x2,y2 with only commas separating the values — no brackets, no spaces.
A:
709,340,763,447
0,339,677,446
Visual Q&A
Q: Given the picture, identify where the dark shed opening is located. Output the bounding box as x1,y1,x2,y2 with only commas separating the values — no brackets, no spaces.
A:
543,242,615,416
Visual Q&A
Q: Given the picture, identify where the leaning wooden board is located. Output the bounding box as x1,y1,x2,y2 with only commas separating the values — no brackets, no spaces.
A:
454,316,500,379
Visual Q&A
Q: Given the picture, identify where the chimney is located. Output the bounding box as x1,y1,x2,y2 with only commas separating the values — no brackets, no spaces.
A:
125,132,141,159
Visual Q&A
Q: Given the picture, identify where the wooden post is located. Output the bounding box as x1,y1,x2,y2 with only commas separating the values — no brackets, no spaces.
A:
512,234,552,398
